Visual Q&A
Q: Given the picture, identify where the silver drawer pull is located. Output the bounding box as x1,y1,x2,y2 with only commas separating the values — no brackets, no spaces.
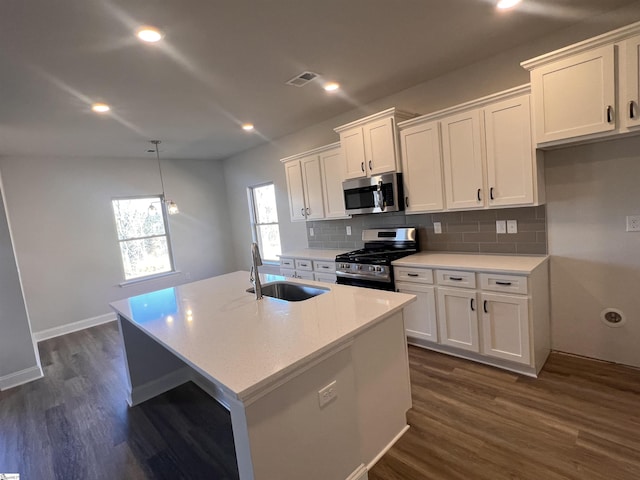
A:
495,281,512,286
450,276,463,281
300,263,308,267
321,265,330,269
407,273,419,277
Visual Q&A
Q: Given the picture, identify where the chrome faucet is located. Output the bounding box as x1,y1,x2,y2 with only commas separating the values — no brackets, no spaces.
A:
250,242,263,300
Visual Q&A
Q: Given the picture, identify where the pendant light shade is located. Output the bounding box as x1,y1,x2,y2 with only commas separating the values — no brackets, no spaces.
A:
150,140,179,215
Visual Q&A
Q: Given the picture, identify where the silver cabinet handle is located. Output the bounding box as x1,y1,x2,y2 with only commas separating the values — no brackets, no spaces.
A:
606,105,613,123
368,160,373,171
361,162,365,172
470,298,476,311
306,207,310,215
630,101,637,120
301,208,305,216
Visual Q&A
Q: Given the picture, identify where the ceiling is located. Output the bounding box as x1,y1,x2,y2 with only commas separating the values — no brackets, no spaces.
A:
0,0,636,161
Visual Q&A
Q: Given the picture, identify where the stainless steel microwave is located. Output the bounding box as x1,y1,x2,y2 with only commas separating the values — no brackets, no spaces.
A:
342,173,404,215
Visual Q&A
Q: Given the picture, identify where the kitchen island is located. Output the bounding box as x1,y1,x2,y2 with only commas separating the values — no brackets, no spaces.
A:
110,271,416,480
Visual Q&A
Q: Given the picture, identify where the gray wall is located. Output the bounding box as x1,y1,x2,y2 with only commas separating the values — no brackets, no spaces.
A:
545,136,640,368
0,155,235,334
0,180,40,384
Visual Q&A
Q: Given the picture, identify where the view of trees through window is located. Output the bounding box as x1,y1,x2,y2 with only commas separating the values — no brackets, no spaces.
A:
250,183,282,262
112,196,174,280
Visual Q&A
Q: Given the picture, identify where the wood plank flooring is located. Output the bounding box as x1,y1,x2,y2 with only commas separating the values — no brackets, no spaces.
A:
369,346,640,480
1,322,639,479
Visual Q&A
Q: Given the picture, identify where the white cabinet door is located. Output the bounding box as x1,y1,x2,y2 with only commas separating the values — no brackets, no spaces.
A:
314,272,337,283
399,121,445,213
624,34,640,129
300,156,324,220
319,147,349,218
481,292,530,365
365,117,397,175
396,282,438,343
484,95,534,207
436,287,479,352
441,110,485,210
341,126,367,179
284,161,306,222
531,44,616,143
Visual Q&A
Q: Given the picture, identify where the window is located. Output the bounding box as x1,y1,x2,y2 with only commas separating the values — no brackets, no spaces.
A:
112,196,174,281
248,183,281,262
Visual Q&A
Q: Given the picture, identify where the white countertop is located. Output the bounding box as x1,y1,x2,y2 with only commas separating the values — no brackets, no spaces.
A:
392,252,548,274
278,249,348,261
110,271,415,401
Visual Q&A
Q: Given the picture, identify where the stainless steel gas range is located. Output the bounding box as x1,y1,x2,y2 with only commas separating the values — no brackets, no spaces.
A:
335,227,418,291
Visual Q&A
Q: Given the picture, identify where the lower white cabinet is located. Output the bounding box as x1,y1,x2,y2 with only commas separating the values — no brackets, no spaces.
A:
393,259,549,376
481,292,530,365
396,282,438,343
280,256,336,284
436,287,479,352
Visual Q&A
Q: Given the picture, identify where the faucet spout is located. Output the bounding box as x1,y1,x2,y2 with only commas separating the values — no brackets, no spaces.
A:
250,242,263,300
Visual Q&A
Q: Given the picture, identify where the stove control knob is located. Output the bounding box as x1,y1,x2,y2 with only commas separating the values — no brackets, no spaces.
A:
375,266,383,272
356,265,362,270
368,266,375,272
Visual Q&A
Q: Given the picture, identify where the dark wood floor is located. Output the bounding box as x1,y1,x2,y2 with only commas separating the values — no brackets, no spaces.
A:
1,322,639,479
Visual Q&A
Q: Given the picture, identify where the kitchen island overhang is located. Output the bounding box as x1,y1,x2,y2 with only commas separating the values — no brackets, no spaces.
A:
110,271,416,480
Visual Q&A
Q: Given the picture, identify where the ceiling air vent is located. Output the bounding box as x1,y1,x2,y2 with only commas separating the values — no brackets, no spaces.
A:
285,71,319,87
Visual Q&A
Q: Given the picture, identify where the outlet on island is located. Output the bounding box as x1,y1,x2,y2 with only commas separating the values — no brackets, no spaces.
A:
318,380,337,408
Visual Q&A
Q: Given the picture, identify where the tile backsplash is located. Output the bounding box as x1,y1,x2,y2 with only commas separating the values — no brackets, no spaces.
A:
307,205,547,255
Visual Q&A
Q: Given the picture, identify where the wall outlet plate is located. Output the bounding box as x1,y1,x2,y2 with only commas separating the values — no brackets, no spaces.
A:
496,220,506,234
346,226,352,236
318,380,337,408
433,222,442,234
309,227,314,237
626,215,640,232
507,220,518,234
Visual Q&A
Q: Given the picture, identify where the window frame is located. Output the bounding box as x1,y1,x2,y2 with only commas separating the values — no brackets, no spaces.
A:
247,182,281,264
111,194,177,283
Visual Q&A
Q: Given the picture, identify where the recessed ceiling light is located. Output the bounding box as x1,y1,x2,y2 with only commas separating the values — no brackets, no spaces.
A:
323,82,340,92
91,103,110,113
242,123,254,132
497,0,522,9
136,26,163,43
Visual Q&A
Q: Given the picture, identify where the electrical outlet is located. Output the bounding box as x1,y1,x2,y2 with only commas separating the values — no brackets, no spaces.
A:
309,227,314,237
346,226,352,236
507,220,518,234
318,380,337,408
496,220,506,234
433,222,442,234
626,215,640,232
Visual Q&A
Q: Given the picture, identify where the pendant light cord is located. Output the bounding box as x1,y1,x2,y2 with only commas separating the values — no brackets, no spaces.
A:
151,140,166,198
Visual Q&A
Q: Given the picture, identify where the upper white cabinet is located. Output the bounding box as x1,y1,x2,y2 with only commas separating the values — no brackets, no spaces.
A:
399,120,445,213
522,21,640,147
281,143,349,222
334,108,415,180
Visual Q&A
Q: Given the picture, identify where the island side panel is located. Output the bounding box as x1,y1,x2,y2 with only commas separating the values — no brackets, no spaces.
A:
117,315,191,406
237,346,363,480
351,311,412,468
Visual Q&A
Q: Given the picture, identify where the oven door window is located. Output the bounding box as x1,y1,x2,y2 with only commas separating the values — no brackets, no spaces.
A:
344,185,377,210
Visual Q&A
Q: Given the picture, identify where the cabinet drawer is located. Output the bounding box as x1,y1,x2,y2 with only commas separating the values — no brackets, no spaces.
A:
294,259,313,271
280,268,296,278
280,258,294,269
314,272,337,284
436,269,476,288
479,273,528,294
296,270,315,280
313,260,336,273
394,267,433,284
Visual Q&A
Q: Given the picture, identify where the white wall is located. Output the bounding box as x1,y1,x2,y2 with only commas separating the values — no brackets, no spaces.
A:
0,155,235,335
222,3,640,367
0,178,41,388
545,137,640,368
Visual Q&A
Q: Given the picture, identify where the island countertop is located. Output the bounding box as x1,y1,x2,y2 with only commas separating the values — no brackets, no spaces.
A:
110,271,415,402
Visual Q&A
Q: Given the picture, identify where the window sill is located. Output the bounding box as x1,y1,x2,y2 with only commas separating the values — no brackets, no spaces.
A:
119,270,183,288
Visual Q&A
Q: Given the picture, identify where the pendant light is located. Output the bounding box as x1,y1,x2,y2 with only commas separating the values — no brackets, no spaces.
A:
150,140,179,215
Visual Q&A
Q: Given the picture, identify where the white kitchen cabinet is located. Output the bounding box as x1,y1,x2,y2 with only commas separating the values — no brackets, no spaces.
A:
334,108,415,180
441,109,485,210
529,45,616,144
398,120,445,213
522,22,640,147
481,292,530,365
396,281,438,343
280,256,336,283
437,286,479,353
282,143,349,222
318,146,349,219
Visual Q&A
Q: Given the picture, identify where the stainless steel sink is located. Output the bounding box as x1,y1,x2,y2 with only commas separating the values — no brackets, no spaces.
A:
246,281,329,301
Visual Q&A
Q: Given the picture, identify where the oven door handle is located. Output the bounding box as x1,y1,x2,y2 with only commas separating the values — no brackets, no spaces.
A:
335,270,391,282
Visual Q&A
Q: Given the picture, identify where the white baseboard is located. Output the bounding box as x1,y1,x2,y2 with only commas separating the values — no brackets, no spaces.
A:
34,312,117,342
0,364,44,391
346,464,368,480
128,367,191,406
367,425,410,471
